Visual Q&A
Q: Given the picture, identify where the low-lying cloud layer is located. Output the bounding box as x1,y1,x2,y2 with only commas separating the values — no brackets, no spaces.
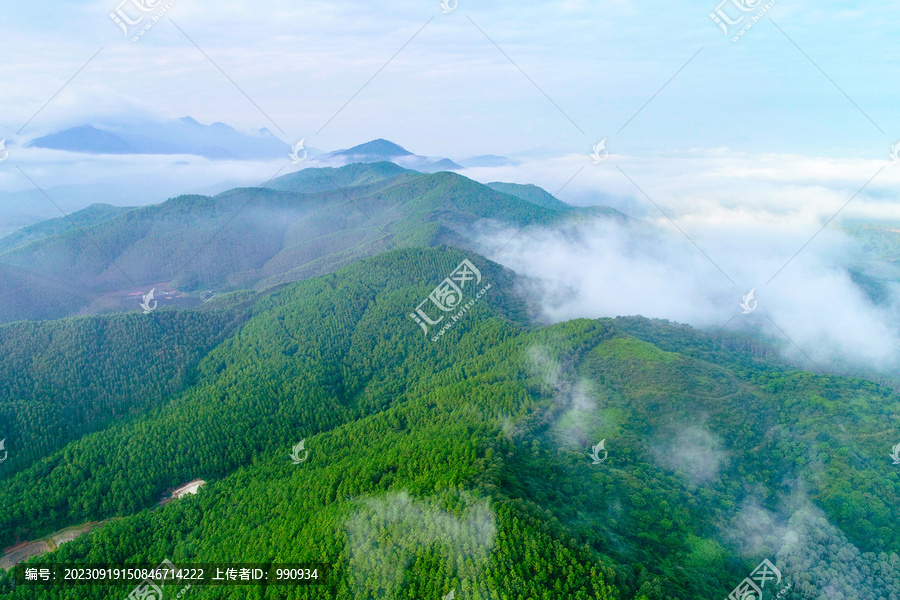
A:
472,151,900,375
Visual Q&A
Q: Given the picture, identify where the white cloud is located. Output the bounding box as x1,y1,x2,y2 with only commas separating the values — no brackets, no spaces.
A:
470,151,900,373
345,491,496,597
652,423,727,485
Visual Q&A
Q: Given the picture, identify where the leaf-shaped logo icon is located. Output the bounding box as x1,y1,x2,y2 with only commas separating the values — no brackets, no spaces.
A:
443,588,456,600
0,139,8,164
135,0,163,10
736,0,763,10
289,139,308,164
891,142,900,163
740,288,757,314
589,439,608,464
891,442,900,465
290,439,309,464
140,288,157,314
439,0,457,13
0,438,7,463
590,139,608,164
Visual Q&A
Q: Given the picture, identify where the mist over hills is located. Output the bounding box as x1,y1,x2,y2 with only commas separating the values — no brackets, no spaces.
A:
0,160,614,325
3,0,899,594
0,132,490,237
24,127,465,172
2,147,899,381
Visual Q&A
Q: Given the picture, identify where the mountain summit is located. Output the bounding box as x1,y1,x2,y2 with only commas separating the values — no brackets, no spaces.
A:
316,138,463,173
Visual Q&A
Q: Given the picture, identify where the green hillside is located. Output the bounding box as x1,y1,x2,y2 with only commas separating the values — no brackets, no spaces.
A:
2,247,898,599
0,263,92,323
487,182,573,211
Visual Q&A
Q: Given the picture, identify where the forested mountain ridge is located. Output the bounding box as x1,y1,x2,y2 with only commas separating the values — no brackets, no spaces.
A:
0,164,605,325
0,204,134,255
264,162,417,194
0,305,248,480
2,246,898,599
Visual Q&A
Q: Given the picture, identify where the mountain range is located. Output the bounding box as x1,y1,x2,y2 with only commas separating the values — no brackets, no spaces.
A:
27,117,291,160
1,130,516,238
25,121,470,172
0,159,619,325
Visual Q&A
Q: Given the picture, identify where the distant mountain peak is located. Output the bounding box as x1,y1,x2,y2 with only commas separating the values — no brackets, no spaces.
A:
317,139,461,173
28,125,134,155
335,139,413,158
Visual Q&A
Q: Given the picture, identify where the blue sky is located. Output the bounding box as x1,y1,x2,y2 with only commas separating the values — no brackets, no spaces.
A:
1,0,897,159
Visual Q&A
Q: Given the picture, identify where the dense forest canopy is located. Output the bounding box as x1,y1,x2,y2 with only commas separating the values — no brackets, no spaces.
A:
1,247,897,599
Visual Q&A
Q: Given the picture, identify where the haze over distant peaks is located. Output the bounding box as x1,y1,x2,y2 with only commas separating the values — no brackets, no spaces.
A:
28,117,291,160
25,123,482,173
